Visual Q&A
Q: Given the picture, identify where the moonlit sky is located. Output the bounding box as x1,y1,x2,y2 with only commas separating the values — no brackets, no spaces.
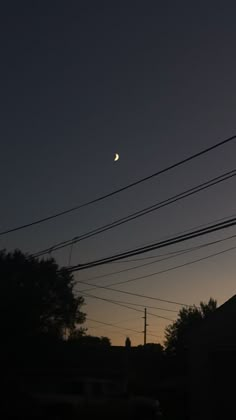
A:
1,1,236,345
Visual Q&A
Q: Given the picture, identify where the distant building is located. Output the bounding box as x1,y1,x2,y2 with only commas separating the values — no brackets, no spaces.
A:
125,337,131,348
188,295,236,420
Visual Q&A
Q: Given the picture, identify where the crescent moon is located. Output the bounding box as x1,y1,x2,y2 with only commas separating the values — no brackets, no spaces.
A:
114,153,119,161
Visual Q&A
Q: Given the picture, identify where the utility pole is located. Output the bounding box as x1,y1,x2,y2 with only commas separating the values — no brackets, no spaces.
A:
143,308,148,345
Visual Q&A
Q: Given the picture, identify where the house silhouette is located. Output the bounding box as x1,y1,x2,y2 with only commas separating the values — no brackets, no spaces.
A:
188,294,236,420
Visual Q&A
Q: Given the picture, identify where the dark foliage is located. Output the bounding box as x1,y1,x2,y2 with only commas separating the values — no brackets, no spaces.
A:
0,249,86,342
68,333,111,346
164,298,217,354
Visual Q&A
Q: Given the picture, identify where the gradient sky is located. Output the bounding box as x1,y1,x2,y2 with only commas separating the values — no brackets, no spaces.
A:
1,1,236,345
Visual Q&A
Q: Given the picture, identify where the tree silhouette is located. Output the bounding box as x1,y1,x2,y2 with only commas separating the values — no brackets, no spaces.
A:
68,333,111,346
164,298,217,354
0,249,86,342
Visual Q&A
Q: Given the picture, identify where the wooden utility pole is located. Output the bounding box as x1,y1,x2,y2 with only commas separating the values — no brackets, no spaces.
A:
143,308,147,345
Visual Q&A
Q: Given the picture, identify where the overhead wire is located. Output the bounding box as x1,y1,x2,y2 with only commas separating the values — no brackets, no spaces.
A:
82,242,236,290
86,324,161,340
76,281,190,306
80,290,174,321
67,216,236,272
80,232,236,286
112,316,144,325
110,211,236,263
2,133,236,237
85,318,142,335
86,318,162,340
33,168,236,257
79,232,236,293
73,227,236,305
80,293,179,313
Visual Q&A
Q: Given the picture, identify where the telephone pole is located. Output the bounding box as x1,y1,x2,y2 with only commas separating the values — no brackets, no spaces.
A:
143,308,148,345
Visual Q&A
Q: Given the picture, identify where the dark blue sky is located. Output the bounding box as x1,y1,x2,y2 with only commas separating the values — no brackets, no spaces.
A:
1,2,236,344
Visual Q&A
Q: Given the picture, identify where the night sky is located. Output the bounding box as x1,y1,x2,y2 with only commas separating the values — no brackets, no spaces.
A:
1,1,236,345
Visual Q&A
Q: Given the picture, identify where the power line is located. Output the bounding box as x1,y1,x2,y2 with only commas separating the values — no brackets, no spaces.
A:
80,291,146,314
110,211,236,263
76,280,190,306
80,291,174,321
67,216,236,272
86,323,161,340
33,168,236,257
2,133,236,237
85,318,142,335
86,242,236,290
79,247,206,294
85,305,166,341
74,240,236,304
112,316,143,325
81,234,236,293
80,232,236,287
81,293,179,312
75,242,236,316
